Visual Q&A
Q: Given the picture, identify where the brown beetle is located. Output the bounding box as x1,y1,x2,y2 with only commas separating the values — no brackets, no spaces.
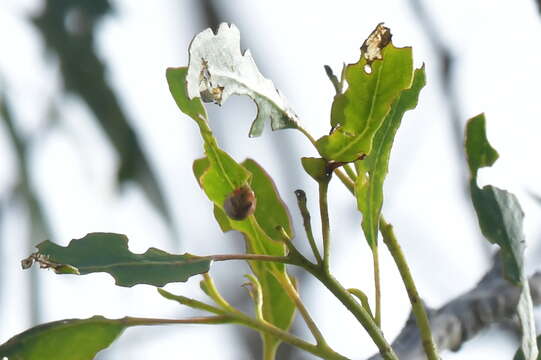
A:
223,185,256,221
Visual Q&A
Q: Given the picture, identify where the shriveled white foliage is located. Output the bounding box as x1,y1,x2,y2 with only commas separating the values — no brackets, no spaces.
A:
186,23,298,137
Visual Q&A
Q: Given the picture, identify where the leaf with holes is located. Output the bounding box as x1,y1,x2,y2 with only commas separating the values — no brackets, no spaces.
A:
316,24,414,162
22,233,210,287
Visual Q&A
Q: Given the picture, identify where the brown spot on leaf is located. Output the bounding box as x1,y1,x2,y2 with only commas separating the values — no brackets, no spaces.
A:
361,23,392,66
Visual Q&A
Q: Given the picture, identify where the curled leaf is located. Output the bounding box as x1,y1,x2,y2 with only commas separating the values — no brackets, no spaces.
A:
465,114,537,360
186,23,298,137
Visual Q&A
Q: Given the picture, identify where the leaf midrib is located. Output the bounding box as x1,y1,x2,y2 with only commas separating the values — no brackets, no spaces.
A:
333,60,385,159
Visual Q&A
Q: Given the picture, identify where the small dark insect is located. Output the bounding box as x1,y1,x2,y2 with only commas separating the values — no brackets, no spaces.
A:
223,185,257,221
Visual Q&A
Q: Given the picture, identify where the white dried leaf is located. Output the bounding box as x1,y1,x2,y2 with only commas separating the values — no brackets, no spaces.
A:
186,23,298,137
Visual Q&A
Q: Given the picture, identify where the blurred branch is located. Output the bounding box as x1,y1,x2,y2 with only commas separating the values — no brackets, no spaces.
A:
368,255,541,360
31,0,177,241
407,0,463,161
1,95,50,325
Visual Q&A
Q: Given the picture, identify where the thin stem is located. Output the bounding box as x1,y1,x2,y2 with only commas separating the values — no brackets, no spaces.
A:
233,311,349,360
379,217,439,360
295,189,323,264
319,180,331,272
372,245,382,327
307,267,398,360
122,316,231,326
334,168,355,194
201,273,238,313
124,314,348,359
295,124,318,148
343,163,357,181
347,288,374,320
262,341,278,360
205,253,296,265
276,273,328,347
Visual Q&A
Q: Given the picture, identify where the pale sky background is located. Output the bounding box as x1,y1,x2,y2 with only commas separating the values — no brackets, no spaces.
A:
1,1,541,359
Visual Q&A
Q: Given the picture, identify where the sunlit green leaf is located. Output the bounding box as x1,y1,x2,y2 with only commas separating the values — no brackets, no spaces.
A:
241,159,293,239
0,316,126,360
301,157,330,183
465,114,537,360
355,66,426,247
316,37,414,162
166,67,207,123
192,156,295,351
23,233,210,287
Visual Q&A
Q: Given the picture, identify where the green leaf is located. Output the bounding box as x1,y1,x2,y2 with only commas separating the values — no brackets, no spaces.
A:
465,113,499,178
23,233,210,287
316,35,414,162
465,114,523,283
241,159,294,239
170,68,251,207
185,23,298,137
355,66,426,247
0,316,126,360
465,114,537,359
301,157,331,183
192,157,295,350
470,185,525,284
166,67,207,123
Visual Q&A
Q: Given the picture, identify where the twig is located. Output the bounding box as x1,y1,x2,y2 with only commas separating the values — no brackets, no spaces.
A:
379,218,439,360
276,274,329,347
1,95,50,325
295,190,323,265
319,180,331,272
372,246,382,327
368,254,541,360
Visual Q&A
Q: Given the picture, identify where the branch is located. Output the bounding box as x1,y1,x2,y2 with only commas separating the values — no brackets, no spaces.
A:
368,255,541,360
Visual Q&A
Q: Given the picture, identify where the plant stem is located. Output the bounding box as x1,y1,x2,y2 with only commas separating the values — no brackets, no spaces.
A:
122,316,231,326
233,311,349,360
379,217,439,360
206,254,296,265
296,124,318,148
276,273,328,346
319,180,331,272
124,315,348,359
201,273,238,313
372,245,382,327
295,189,323,264
343,163,357,181
307,267,398,360
334,168,355,194
262,340,278,360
